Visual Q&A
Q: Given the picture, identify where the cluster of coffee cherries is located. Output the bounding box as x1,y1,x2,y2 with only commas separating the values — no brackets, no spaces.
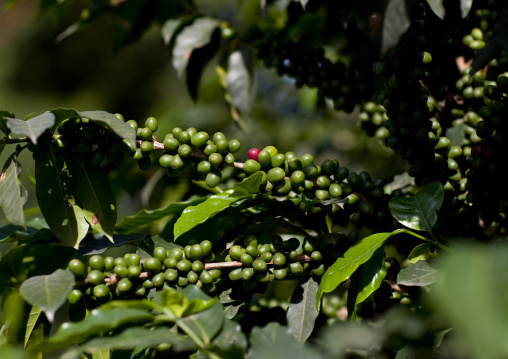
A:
27,113,134,166
225,235,325,289
242,25,362,113
65,234,330,305
462,4,498,53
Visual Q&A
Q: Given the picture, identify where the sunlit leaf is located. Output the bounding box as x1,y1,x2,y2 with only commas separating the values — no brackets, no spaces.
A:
408,243,438,263
25,305,42,346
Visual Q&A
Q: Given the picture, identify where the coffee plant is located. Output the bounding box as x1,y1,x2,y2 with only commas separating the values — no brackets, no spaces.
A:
2,0,508,358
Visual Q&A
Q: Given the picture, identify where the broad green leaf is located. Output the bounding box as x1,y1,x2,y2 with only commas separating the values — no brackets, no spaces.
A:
429,244,508,359
216,66,247,130
25,305,42,346
249,322,321,359
226,48,256,114
0,157,26,227
172,17,220,77
0,345,29,359
426,0,445,19
50,108,80,125
316,229,404,307
381,0,410,53
24,207,41,218
207,318,248,359
389,182,444,232
91,349,110,359
0,110,15,135
471,38,502,76
460,0,473,18
287,277,319,344
192,180,221,194
395,345,418,358
174,190,247,239
445,123,466,147
79,111,136,149
82,327,182,352
40,308,153,351
347,246,387,319
6,112,55,144
397,260,439,286
35,155,89,248
19,269,74,322
231,172,264,197
115,197,207,234
68,159,116,242
408,243,438,263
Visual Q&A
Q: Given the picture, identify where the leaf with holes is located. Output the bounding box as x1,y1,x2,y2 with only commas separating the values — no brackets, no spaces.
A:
19,269,74,322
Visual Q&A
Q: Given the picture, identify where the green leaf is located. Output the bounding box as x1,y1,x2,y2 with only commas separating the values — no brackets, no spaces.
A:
389,182,444,232
397,260,439,286
445,123,466,147
116,197,207,234
207,318,248,359
460,0,473,18
35,155,89,248
316,229,405,307
0,110,15,136
68,159,117,242
347,246,387,319
471,38,502,76
426,0,445,19
172,17,220,77
6,112,55,144
0,156,26,227
0,345,30,359
19,269,74,322
231,172,264,197
192,180,222,194
407,243,438,263
50,108,81,125
82,327,183,352
174,190,247,239
249,322,321,359
381,0,410,53
287,277,319,344
318,322,384,358
429,244,508,358
79,110,136,149
40,308,153,351
226,48,256,114
25,305,42,346
395,345,418,358
161,19,184,47
91,348,110,359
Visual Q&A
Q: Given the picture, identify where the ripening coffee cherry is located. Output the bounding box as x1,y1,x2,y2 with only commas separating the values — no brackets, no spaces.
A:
242,268,255,281
104,257,115,271
206,170,222,188
257,150,272,167
290,170,305,187
228,139,241,153
215,139,229,154
68,259,86,277
243,159,261,174
229,268,243,281
225,153,235,164
89,255,105,271
199,270,213,284
230,245,246,260
274,268,288,280
117,278,133,292
145,117,158,132
271,154,285,168
191,132,209,147
303,164,319,179
163,257,178,269
316,176,331,189
300,154,314,166
140,141,154,155
178,144,192,158
177,259,192,273
114,265,128,278
143,258,162,273
159,155,173,168
240,253,254,266
289,262,304,275
138,128,153,141
126,120,138,131
169,248,184,261
67,289,83,305
127,265,142,279
189,244,204,261
267,167,285,183
171,154,184,169
248,148,260,161
178,131,191,144
329,183,343,197
272,252,286,267
87,270,105,286
164,137,179,151
164,269,178,282
93,284,110,298
253,259,267,272
208,153,223,167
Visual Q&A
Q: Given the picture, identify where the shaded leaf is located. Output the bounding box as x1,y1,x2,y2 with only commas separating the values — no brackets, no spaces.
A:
40,308,153,351
395,345,418,358
208,318,248,359
19,269,74,322
429,244,508,358
389,182,444,232
397,260,439,286
460,0,473,18
6,112,55,144
445,123,465,147
471,38,502,76
382,0,410,53
287,277,319,344
317,229,404,307
50,108,80,125
172,17,220,77
426,0,445,19
499,8,508,52
25,305,42,346
82,327,183,352
347,246,387,319
116,197,206,234
231,172,264,197
0,110,15,135
161,19,184,46
226,48,256,114
408,243,438,263
216,66,247,131
35,155,89,248
0,156,26,227
91,348,110,359
174,190,248,239
68,159,116,242
79,110,136,149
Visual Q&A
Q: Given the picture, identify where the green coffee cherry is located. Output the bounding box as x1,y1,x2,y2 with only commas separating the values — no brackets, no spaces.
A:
138,128,153,140
206,170,222,188
145,117,158,132
209,153,223,167
159,155,173,168
228,139,241,153
93,284,110,298
164,137,180,151
178,144,192,158
68,259,86,277
191,132,209,147
204,143,218,156
143,258,162,273
89,255,105,271
271,154,285,168
87,270,105,285
257,150,272,167
267,167,285,183
67,289,83,305
243,159,261,174
229,268,243,281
